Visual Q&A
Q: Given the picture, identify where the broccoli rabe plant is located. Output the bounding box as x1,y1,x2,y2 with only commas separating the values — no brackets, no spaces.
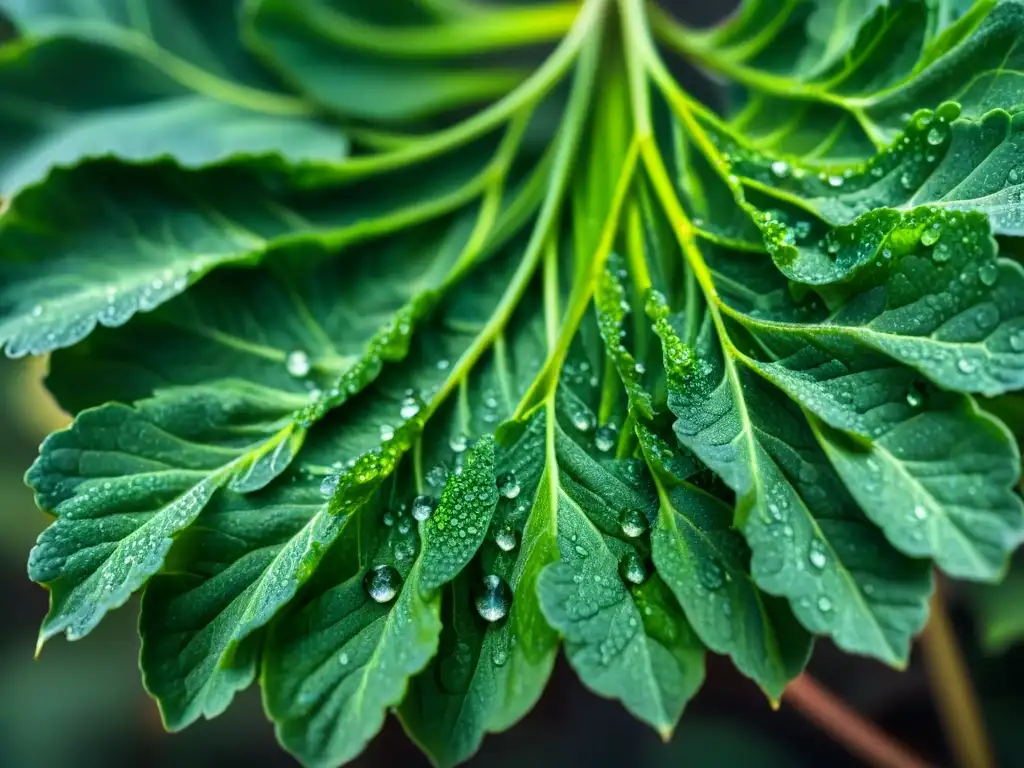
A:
5,0,1024,765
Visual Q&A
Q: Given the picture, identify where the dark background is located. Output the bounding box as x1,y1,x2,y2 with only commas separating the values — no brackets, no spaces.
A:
2,1,1024,766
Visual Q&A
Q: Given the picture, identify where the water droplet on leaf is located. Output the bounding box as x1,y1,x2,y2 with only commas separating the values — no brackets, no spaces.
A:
365,564,401,603
620,509,648,538
620,552,647,585
808,540,827,570
475,574,512,622
320,474,340,497
286,350,311,378
411,495,436,521
497,471,520,499
594,424,618,453
978,262,999,287
494,525,517,552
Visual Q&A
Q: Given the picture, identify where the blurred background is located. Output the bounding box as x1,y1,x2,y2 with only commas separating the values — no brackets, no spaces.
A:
3,0,1024,765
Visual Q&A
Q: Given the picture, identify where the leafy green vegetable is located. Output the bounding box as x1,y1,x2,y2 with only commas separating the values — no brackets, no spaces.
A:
12,0,1024,764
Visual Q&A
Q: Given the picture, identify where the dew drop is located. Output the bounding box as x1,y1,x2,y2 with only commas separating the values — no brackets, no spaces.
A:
957,357,976,374
620,509,648,538
978,262,999,287
319,474,340,497
571,409,596,432
817,596,833,612
808,540,827,570
379,424,395,441
913,504,928,520
30,304,42,318
926,125,946,146
286,350,311,378
338,651,349,665
771,160,790,177
497,471,521,499
399,396,421,420
494,525,517,552
920,223,942,246
449,433,468,453
475,574,512,622
594,424,618,453
621,552,647,585
1010,331,1024,352
364,564,401,603
827,175,843,188
1009,168,1021,185
411,494,436,522
699,561,725,589
491,648,508,667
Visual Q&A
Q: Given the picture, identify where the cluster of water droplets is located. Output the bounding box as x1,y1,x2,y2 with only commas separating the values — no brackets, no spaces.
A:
645,290,696,387
594,258,656,417
9,260,205,357
727,102,959,207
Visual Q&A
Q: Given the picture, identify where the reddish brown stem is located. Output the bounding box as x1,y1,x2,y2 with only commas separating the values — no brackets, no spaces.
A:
784,674,936,768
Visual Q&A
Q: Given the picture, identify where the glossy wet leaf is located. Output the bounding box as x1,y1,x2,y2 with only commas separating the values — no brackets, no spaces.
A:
16,0,1024,764
639,426,813,700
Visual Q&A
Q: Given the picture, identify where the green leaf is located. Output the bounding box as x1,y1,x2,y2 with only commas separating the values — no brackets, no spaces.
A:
134,235,540,729
18,0,1024,763
0,132,503,357
28,211,498,647
0,0,345,196
639,424,812,701
398,421,559,767
419,435,499,591
537,362,706,734
694,245,1024,581
262,507,442,768
538,476,706,736
649,294,933,666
